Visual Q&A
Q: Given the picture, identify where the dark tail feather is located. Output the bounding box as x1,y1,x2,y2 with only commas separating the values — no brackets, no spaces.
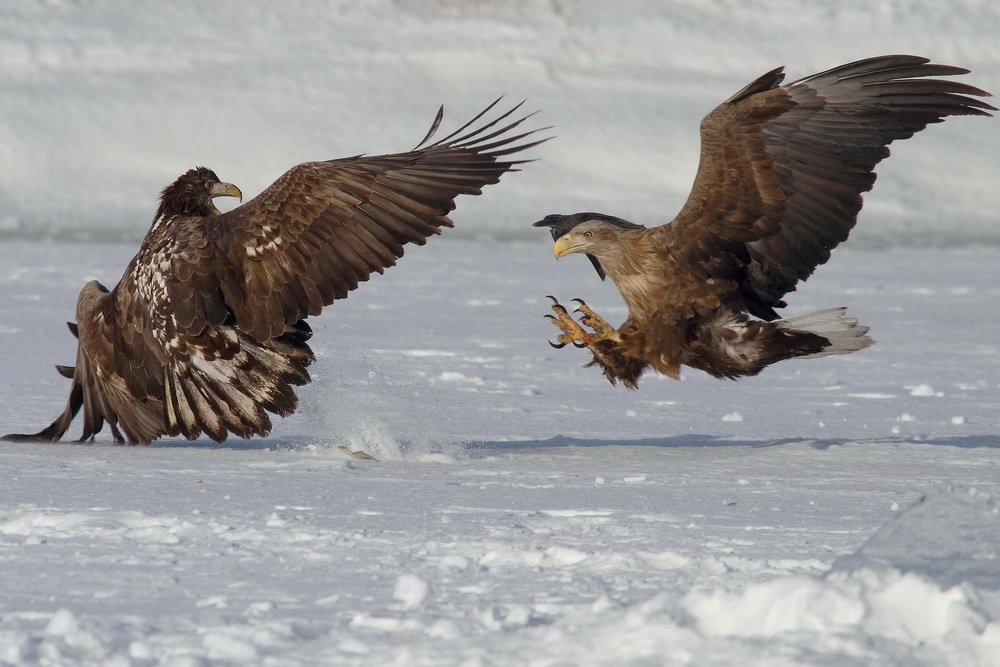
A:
1,377,83,443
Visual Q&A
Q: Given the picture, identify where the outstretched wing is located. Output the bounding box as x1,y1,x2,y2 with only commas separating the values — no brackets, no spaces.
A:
77,280,168,444
170,99,549,343
656,55,994,319
2,279,170,446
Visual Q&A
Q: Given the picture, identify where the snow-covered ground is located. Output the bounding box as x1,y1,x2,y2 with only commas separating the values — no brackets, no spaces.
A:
1,1,999,665
3,240,999,665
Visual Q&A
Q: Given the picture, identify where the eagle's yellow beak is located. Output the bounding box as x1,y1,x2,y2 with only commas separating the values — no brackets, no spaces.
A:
211,182,243,202
553,233,583,258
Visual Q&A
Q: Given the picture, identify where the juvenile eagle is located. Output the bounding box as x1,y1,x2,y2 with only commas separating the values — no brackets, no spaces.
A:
535,55,993,389
4,100,546,445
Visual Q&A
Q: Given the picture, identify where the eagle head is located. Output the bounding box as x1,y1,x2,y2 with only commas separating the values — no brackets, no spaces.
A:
550,219,621,258
532,212,646,280
154,166,243,221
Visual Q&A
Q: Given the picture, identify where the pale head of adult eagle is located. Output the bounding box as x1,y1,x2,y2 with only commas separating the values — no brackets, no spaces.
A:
534,55,994,389
3,100,548,445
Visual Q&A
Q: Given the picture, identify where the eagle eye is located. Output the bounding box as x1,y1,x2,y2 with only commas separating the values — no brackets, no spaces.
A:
583,231,593,239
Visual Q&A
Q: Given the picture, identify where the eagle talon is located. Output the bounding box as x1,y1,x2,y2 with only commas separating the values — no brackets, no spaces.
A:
545,295,612,349
547,296,571,316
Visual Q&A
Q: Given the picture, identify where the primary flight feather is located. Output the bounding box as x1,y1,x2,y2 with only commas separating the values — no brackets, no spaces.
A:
534,55,993,389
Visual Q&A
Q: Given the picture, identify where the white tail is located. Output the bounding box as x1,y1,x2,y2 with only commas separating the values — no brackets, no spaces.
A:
776,307,873,359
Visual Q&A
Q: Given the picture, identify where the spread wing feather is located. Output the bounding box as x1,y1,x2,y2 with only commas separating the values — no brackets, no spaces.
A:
201,103,545,343
657,55,994,319
5,100,547,445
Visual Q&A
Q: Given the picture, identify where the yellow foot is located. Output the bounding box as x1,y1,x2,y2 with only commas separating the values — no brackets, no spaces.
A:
573,300,620,341
544,296,620,348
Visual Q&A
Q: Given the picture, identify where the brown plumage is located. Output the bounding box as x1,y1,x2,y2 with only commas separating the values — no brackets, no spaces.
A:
4,100,547,445
535,55,994,389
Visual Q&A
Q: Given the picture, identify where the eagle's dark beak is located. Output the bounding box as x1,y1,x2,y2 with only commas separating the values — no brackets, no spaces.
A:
211,182,243,202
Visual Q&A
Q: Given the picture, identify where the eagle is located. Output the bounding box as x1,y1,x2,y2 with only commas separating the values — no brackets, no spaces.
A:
3,100,546,445
534,55,994,389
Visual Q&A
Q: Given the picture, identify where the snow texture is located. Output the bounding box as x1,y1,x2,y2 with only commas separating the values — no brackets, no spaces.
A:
1,1,999,665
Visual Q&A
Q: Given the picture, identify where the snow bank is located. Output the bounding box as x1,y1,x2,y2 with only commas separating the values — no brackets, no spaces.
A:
684,570,998,662
836,486,1000,591
2,487,997,665
0,0,997,243
482,487,1000,666
680,488,1000,666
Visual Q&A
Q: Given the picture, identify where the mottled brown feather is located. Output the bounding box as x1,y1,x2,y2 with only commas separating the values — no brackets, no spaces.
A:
5,100,547,445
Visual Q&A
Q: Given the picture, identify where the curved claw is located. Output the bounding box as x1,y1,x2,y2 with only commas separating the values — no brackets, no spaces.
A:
571,298,587,306
544,314,556,321
573,341,588,348
547,295,568,313
548,340,567,349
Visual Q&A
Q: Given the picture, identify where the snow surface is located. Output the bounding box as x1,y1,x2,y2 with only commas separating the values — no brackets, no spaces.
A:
3,240,1000,666
1,1,1000,665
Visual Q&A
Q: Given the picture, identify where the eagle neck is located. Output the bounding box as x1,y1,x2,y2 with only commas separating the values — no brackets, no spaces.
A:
598,230,662,322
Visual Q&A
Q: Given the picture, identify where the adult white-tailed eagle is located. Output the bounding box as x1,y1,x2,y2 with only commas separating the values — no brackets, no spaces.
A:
4,100,546,445
534,55,993,389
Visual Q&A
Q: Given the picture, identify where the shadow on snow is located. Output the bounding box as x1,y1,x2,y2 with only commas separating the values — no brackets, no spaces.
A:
6,432,995,452
147,432,1000,453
